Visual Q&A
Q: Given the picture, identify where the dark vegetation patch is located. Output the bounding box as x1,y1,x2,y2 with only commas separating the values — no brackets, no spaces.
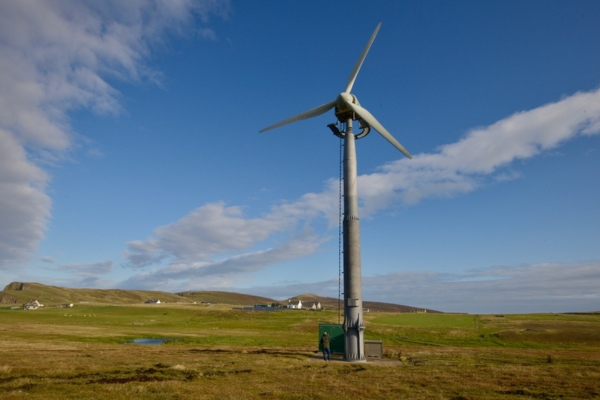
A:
4,364,254,386
188,347,312,358
16,382,37,391
336,365,367,374
494,322,600,346
498,389,564,399
84,366,203,384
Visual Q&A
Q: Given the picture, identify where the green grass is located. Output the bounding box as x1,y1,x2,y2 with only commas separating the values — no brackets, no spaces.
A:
0,304,338,347
365,312,600,349
371,313,475,328
1,305,599,399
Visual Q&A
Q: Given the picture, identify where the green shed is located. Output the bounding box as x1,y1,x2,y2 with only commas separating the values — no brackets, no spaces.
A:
318,323,345,354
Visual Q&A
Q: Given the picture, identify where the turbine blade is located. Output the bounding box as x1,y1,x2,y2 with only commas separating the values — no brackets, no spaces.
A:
345,23,382,93
259,100,336,133
346,102,412,159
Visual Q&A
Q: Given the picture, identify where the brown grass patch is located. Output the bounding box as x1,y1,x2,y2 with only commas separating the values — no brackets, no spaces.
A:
1,307,600,398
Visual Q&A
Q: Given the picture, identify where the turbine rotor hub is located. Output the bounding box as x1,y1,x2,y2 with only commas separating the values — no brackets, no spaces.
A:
335,92,359,122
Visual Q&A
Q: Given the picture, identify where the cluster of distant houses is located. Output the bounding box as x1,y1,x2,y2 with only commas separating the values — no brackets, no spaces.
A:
285,299,322,310
144,299,200,304
15,300,74,310
232,299,323,312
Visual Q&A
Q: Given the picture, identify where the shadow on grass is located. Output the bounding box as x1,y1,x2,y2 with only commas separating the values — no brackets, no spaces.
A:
188,347,314,359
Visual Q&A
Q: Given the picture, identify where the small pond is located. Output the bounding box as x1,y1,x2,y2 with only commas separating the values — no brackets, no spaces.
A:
128,338,181,345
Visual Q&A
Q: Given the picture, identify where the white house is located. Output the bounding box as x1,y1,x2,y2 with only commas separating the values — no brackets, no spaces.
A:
24,300,43,310
287,299,302,309
145,299,161,304
309,302,322,310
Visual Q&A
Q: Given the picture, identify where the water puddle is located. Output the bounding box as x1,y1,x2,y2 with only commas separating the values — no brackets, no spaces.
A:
128,338,181,345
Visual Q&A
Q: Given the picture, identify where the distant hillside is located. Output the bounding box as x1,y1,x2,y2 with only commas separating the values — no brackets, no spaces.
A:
287,293,440,313
176,291,276,306
1,282,191,305
1,282,438,312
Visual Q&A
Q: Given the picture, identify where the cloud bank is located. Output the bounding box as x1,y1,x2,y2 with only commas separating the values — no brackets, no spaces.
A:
359,88,600,213
362,261,600,314
0,0,229,269
122,88,600,288
245,261,600,314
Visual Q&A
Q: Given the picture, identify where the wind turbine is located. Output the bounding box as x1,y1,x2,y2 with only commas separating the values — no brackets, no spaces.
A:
260,23,412,362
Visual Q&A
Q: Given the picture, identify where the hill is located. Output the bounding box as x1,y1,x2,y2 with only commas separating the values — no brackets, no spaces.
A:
0,283,279,306
176,290,276,306
1,282,438,312
286,293,440,313
0,282,191,305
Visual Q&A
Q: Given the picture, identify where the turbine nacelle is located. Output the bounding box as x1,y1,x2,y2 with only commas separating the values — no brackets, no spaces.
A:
335,92,360,122
259,23,412,160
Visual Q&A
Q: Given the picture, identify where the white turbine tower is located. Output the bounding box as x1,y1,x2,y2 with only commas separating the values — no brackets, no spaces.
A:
260,23,412,362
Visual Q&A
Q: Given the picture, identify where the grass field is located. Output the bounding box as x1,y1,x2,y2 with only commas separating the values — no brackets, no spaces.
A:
1,304,599,399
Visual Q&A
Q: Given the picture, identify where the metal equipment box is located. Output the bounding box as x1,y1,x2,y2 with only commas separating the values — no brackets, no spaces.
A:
364,340,383,359
318,324,345,354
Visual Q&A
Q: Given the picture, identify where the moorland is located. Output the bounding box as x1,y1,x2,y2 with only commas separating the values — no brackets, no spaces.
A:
0,282,599,399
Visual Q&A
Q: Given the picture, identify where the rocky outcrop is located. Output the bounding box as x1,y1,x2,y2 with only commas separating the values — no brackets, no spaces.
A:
4,282,32,291
0,294,17,304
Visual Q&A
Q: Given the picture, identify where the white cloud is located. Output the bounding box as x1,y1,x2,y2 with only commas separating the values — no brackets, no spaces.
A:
358,88,600,214
123,201,299,268
361,261,600,314
270,179,340,227
0,129,50,268
120,231,326,291
0,0,230,269
44,260,115,288
57,260,114,275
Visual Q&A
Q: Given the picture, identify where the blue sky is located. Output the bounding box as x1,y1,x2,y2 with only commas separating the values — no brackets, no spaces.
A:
1,0,599,314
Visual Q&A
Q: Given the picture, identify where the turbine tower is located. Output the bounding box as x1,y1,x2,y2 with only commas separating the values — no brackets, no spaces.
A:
260,23,412,361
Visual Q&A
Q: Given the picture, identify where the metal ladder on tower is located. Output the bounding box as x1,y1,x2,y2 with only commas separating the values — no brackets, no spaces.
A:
338,131,344,324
